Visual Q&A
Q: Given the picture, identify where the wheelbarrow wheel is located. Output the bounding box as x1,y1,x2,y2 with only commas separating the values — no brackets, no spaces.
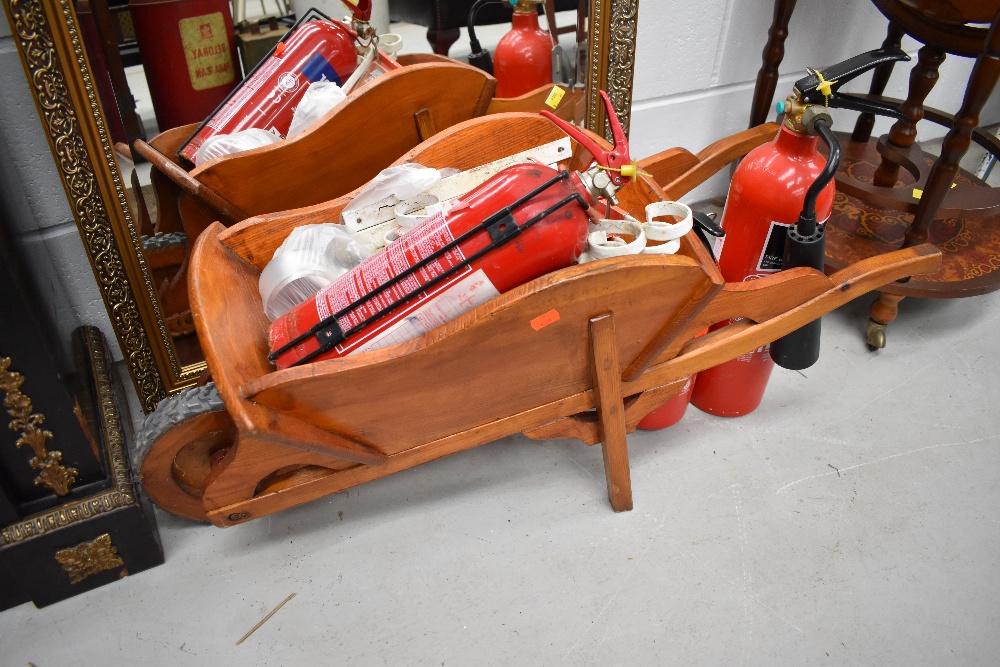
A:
134,383,236,521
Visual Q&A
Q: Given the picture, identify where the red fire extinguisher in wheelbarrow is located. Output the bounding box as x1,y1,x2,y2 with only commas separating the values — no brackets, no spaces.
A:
177,6,373,164
268,91,636,368
691,48,911,417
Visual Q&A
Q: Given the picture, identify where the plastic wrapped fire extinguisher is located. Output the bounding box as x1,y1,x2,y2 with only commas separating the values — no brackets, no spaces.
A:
690,48,911,417
268,91,636,368
177,7,371,164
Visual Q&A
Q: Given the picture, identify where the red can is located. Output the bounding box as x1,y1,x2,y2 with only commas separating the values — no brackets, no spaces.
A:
178,19,360,164
129,0,241,131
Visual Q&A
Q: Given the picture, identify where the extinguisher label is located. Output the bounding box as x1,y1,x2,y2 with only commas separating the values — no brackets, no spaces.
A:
757,220,791,273
313,216,497,355
348,269,500,355
179,13,236,91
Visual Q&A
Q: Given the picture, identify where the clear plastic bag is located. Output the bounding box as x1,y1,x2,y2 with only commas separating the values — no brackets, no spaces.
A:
194,128,282,166
259,224,373,320
340,163,459,224
286,79,347,138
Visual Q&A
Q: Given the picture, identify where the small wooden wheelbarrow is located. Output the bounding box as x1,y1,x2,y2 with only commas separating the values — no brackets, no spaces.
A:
129,59,582,337
135,113,940,526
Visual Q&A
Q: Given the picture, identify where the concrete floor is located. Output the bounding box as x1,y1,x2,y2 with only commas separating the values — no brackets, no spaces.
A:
2,286,999,663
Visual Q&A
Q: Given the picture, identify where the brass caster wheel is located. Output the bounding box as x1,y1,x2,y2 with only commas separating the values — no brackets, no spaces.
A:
134,383,235,521
866,319,887,351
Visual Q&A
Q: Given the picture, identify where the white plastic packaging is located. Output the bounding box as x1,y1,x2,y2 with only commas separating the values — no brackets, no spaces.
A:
194,128,282,166
259,224,373,320
340,163,459,224
286,79,348,138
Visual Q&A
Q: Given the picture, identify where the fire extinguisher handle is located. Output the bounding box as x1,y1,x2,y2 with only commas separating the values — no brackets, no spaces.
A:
540,90,633,187
341,0,372,21
794,47,911,120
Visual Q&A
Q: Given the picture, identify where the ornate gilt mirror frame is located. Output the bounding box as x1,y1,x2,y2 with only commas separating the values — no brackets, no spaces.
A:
3,0,639,412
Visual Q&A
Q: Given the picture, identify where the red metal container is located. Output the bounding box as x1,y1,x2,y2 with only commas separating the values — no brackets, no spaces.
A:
269,163,591,368
690,123,834,417
494,6,553,98
177,19,360,164
129,0,240,131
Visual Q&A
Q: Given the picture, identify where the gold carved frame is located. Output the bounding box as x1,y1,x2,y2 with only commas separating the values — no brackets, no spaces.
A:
3,0,639,412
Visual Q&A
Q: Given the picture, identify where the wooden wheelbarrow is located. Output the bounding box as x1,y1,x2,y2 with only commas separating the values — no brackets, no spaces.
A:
131,60,582,337
134,113,941,526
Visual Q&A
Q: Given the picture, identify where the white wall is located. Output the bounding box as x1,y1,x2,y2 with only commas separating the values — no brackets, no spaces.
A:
630,0,1000,201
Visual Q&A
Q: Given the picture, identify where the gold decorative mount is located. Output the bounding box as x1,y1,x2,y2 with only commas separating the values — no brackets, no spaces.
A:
54,533,125,584
1,329,136,547
0,356,78,496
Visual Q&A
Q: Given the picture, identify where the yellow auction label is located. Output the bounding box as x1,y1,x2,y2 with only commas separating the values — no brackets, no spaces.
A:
545,86,566,109
179,13,236,91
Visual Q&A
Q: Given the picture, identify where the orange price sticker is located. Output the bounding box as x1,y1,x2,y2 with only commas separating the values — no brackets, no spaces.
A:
530,309,561,331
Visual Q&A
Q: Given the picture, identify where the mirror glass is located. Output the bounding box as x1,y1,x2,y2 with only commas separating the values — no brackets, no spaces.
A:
10,0,636,410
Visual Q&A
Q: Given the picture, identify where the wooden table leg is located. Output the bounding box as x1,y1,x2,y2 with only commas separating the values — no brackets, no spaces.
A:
867,292,906,349
589,313,632,512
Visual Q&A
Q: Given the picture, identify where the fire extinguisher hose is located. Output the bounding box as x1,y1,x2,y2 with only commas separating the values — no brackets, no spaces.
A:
271,171,589,367
797,120,841,236
771,118,841,371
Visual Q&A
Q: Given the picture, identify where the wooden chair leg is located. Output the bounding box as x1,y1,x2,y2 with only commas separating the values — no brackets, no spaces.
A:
903,15,1000,249
867,292,906,349
851,21,905,143
428,27,460,55
872,45,946,188
749,0,797,129
589,313,632,512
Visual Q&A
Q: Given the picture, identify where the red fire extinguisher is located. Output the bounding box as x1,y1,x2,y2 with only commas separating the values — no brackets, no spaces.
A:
690,48,910,417
268,91,634,368
493,0,553,98
177,12,362,164
129,0,241,131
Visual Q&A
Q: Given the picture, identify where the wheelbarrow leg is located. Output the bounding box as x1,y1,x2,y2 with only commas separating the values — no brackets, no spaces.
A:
589,313,633,512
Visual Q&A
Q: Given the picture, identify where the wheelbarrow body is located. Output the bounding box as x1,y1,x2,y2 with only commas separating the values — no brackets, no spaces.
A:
136,113,941,526
132,60,582,338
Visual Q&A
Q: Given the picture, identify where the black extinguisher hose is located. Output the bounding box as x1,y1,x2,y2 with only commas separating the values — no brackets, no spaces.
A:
467,0,503,73
771,118,841,371
798,120,841,234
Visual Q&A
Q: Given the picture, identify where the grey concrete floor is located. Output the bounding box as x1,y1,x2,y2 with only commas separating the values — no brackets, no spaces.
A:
2,286,999,663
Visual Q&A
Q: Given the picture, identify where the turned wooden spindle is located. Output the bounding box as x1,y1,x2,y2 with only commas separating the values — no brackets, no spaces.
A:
872,45,947,188
749,0,797,129
851,22,906,143
903,13,1000,248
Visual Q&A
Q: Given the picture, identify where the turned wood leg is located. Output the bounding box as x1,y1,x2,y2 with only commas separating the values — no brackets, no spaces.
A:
903,14,1000,249
851,21,905,143
589,313,632,512
427,27,460,56
866,292,906,350
749,0,797,128
872,45,946,188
